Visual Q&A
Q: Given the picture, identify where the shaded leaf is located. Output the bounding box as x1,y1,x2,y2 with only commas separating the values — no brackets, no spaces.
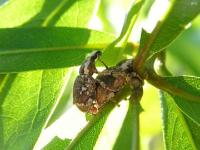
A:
162,76,200,125
43,137,71,150
161,91,200,150
140,29,150,50
167,27,200,75
0,27,115,72
0,74,6,86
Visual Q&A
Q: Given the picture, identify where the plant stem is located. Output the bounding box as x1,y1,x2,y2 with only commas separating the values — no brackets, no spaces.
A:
145,51,200,102
134,22,163,75
131,100,141,150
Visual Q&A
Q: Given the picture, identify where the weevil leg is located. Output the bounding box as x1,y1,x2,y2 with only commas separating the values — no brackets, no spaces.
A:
129,85,143,102
128,75,144,102
124,70,143,101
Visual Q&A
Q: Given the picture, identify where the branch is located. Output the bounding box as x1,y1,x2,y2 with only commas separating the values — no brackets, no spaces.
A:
146,69,200,102
131,100,141,150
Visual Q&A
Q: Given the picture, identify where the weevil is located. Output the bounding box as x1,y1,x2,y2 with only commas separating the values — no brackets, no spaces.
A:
73,51,143,114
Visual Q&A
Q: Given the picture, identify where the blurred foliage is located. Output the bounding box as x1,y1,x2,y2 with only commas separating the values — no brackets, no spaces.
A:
167,16,200,76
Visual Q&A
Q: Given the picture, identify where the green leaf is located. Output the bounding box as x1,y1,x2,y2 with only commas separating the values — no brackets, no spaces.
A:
150,0,200,56
67,104,113,150
161,91,200,150
115,0,144,46
0,27,115,73
0,0,99,149
113,101,141,150
97,0,115,33
184,114,200,148
162,76,200,125
0,70,68,149
0,74,6,86
167,27,200,75
139,0,155,18
140,29,151,50
0,0,98,27
136,0,200,68
102,0,144,66
43,137,71,150
46,69,77,127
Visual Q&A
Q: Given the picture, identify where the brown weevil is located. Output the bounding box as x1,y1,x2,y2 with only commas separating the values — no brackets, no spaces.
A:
73,51,143,114
73,51,101,114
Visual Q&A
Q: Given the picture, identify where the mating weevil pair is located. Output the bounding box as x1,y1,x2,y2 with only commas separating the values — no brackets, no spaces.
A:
73,51,144,114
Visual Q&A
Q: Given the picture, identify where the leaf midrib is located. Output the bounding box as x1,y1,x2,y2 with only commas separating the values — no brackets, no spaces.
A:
0,44,108,55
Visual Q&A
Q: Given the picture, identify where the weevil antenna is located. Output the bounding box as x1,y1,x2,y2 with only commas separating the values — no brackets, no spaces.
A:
98,58,109,69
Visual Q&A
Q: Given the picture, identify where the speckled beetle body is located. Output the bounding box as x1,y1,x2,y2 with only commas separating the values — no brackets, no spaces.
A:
73,51,101,114
73,51,143,114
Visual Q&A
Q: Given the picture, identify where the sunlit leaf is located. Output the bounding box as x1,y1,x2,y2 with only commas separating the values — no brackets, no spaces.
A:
43,137,71,150
0,70,68,149
46,69,77,127
161,91,200,150
102,0,144,66
0,0,98,28
113,101,141,150
67,104,113,150
116,0,144,45
140,0,155,18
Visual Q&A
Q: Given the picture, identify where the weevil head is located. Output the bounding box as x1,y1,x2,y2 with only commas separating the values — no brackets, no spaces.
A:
79,51,102,75
90,50,101,60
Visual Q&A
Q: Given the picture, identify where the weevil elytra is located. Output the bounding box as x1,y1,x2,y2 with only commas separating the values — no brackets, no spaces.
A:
73,51,143,114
